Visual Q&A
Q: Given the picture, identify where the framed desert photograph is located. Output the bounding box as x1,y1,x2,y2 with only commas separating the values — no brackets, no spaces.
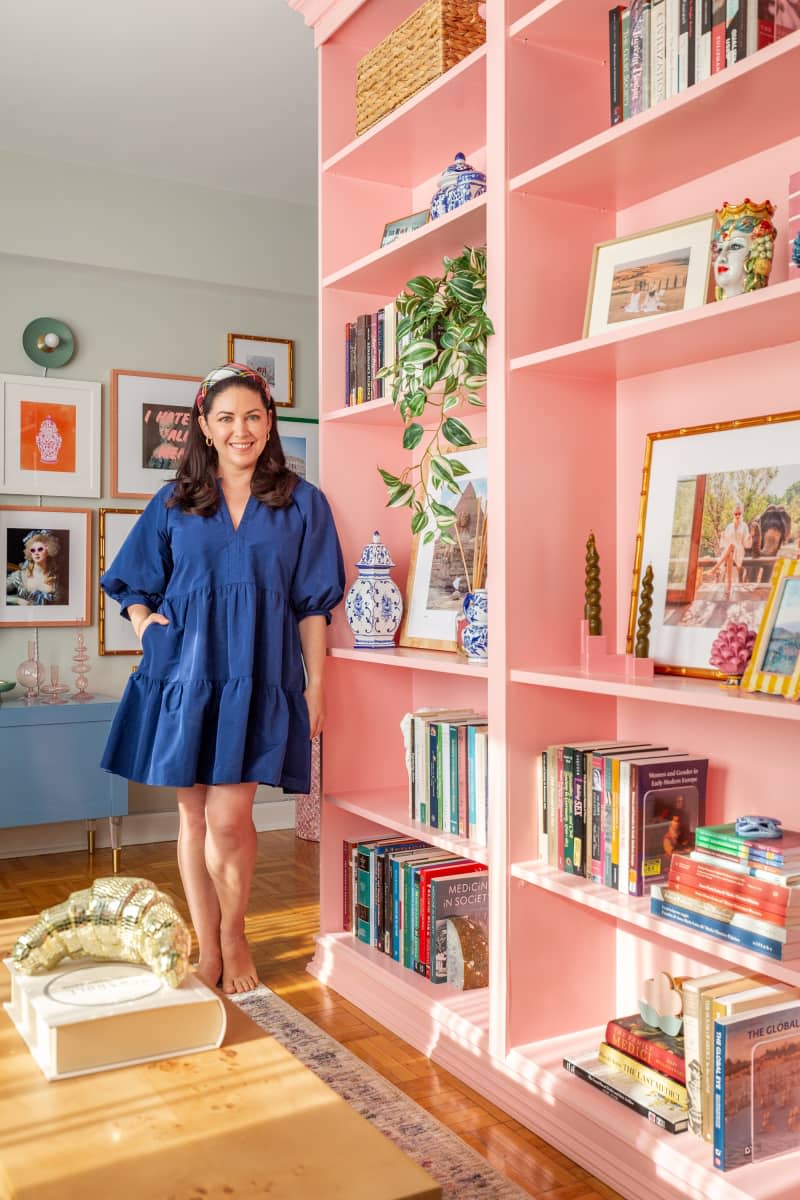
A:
227,334,294,408
399,442,487,652
627,410,800,678
583,213,716,338
2,505,91,627
741,559,800,700
276,416,319,485
0,374,101,497
98,508,143,655
111,369,201,498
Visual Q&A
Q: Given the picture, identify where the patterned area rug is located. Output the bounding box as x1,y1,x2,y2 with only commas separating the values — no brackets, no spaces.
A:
233,986,529,1199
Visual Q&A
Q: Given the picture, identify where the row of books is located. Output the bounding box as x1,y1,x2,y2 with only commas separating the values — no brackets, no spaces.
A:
538,739,708,896
343,834,488,989
607,1,792,127
564,967,800,1165
402,708,489,846
651,825,800,962
344,302,397,406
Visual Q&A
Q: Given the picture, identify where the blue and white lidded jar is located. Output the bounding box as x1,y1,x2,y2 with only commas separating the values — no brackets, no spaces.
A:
429,152,487,221
345,531,403,649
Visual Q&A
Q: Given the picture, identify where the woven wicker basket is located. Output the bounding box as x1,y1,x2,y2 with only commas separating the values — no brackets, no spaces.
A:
355,0,486,136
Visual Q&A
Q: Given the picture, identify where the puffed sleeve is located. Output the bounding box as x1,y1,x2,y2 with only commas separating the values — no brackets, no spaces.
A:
290,482,345,625
100,487,173,620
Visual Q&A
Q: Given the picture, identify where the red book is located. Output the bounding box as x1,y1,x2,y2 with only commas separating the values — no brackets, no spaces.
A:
415,860,485,976
604,1013,686,1084
669,855,799,919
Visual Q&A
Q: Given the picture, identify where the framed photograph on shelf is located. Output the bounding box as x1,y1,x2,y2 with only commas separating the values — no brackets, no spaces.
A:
227,333,294,408
399,442,487,652
111,369,201,498
0,374,101,497
627,410,800,679
276,416,319,486
583,212,716,338
2,505,91,627
98,508,143,655
380,209,429,248
741,558,800,700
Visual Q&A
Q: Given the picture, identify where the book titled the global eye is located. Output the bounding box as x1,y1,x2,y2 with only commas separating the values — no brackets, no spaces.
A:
4,956,226,1081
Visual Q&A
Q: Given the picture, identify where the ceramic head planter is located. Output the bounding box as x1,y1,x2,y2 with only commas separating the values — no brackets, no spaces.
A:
712,199,777,301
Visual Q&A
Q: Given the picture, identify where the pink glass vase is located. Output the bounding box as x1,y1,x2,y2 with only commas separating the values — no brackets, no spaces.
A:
15,639,44,704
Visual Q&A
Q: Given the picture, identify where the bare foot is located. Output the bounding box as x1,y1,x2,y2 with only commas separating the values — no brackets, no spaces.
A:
221,932,259,994
195,953,223,990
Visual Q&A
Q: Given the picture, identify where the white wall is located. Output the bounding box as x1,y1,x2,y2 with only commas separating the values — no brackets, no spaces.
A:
0,155,319,852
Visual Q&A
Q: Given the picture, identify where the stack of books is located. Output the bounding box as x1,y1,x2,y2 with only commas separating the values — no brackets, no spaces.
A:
402,708,489,846
563,1010,689,1134
344,302,397,406
342,834,488,989
651,824,800,961
539,740,707,895
608,1,781,127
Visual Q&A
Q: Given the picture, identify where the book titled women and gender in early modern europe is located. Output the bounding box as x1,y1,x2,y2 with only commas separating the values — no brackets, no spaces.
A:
713,998,800,1171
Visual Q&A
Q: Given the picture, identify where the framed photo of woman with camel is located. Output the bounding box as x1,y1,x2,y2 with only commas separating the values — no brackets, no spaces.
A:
628,411,800,678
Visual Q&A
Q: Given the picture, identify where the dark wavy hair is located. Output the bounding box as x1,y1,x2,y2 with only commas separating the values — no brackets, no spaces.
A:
167,375,298,514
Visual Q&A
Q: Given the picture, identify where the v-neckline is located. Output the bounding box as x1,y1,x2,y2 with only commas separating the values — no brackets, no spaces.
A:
218,480,253,533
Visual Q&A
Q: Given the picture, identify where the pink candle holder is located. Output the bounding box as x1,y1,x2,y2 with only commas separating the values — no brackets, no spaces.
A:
71,632,94,701
40,664,70,705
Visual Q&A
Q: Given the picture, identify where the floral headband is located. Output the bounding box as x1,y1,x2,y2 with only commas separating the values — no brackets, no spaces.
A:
195,363,272,411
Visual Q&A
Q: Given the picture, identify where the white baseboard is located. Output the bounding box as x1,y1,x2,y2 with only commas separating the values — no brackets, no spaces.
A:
0,800,297,859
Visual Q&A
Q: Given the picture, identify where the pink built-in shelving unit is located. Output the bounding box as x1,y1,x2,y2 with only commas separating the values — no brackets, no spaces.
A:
290,2,800,1197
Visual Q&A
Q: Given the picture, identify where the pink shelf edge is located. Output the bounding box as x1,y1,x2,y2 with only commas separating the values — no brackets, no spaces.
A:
511,859,800,986
508,665,800,720
328,644,489,676
325,790,489,865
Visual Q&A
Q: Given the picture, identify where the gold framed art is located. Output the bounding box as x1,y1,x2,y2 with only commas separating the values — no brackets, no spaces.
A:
741,558,800,700
98,508,143,655
627,409,800,679
399,441,487,652
227,333,294,408
583,212,716,338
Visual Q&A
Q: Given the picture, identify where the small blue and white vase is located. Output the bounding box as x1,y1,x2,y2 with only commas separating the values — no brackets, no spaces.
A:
461,588,488,663
345,531,403,649
429,152,487,221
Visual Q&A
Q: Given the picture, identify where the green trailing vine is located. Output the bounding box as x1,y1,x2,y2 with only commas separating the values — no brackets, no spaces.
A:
376,246,493,546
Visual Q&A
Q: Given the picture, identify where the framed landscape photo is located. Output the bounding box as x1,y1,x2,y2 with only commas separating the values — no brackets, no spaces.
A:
2,505,91,627
627,410,800,678
399,442,487,652
381,209,429,248
98,508,143,655
0,374,101,497
227,333,294,408
276,416,319,485
111,369,201,498
741,559,800,700
583,212,716,338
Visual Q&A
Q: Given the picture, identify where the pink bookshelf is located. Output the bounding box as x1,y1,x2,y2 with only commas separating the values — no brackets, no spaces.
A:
293,1,800,1196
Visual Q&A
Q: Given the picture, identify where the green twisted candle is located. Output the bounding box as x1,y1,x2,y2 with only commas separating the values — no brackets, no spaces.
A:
635,563,654,658
584,532,602,636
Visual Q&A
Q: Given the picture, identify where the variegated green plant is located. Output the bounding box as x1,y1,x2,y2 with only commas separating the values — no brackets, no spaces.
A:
376,245,493,546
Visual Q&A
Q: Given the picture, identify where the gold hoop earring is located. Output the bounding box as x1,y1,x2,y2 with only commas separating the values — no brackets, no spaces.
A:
205,436,213,448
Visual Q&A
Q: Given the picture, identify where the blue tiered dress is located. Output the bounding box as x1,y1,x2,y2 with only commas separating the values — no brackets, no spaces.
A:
100,479,344,792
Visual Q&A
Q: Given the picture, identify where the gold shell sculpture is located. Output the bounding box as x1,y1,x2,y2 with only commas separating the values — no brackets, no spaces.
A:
11,877,192,989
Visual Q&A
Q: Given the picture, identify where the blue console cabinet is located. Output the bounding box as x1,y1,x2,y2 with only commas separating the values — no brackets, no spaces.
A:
0,697,127,837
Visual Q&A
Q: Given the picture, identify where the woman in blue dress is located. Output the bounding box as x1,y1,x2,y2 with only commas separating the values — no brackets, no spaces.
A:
101,364,344,994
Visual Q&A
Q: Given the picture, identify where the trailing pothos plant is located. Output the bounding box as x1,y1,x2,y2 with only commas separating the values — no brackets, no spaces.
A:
376,245,493,550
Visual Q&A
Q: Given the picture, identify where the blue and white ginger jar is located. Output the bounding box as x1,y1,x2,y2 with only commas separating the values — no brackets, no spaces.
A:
345,531,403,649
461,588,488,663
429,152,487,221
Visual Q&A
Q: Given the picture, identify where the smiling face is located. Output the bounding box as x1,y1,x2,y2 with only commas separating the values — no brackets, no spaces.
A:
199,383,273,478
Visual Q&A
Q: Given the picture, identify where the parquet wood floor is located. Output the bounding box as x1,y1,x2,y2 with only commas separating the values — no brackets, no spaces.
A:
0,829,624,1200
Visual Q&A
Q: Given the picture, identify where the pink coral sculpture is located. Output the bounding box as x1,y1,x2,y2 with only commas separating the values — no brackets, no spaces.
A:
709,620,756,676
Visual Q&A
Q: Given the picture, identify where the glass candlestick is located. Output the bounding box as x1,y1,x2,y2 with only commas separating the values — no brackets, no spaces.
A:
16,639,44,705
71,632,94,701
41,664,70,705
